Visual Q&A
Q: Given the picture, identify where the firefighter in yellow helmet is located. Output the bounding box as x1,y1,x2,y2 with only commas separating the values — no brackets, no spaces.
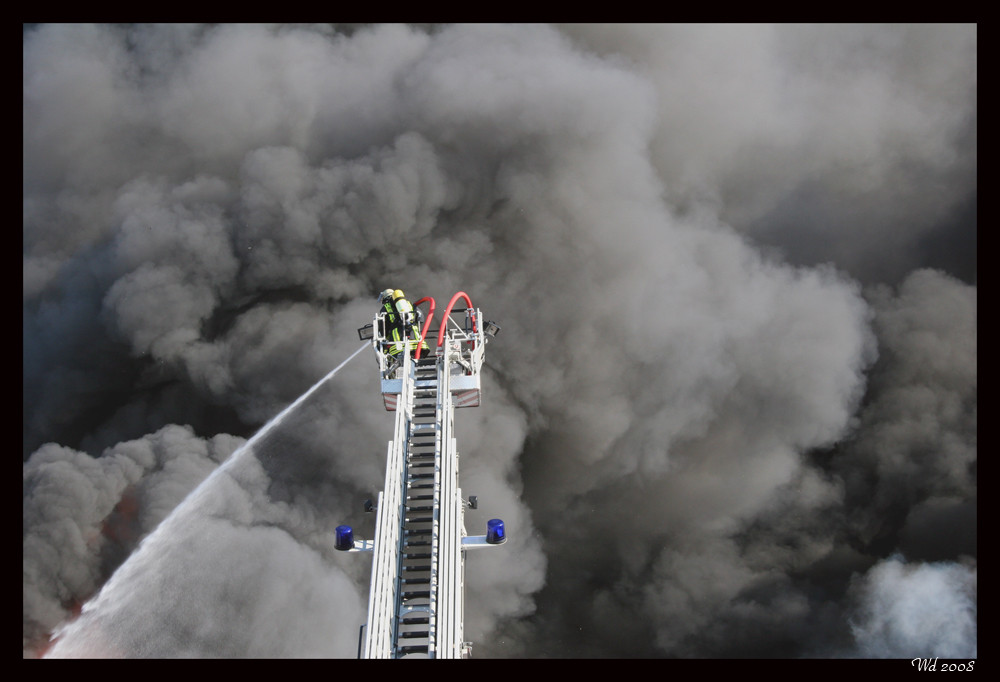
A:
377,288,430,360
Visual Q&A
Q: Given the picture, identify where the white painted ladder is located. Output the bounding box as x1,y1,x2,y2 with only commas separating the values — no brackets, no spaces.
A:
349,298,503,659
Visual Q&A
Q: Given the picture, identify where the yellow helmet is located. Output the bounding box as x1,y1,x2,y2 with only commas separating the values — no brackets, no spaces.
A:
392,289,405,300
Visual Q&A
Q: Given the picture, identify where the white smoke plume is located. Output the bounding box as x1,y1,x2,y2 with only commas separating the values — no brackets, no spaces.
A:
23,23,975,658
848,555,977,659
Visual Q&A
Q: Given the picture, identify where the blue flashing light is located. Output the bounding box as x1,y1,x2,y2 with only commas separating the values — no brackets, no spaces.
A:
335,525,355,551
486,518,506,545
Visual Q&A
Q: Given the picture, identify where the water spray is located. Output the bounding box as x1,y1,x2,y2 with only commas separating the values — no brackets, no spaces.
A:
133,342,370,528
45,342,371,658
236,343,369,455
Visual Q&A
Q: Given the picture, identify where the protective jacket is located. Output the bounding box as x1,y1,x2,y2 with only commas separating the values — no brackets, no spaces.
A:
381,293,430,357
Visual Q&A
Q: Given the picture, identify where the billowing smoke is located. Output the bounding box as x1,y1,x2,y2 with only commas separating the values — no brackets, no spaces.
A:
847,555,976,659
23,23,975,658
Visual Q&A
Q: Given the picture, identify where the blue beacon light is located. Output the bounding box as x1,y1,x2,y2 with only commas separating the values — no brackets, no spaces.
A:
335,525,355,551
486,519,506,545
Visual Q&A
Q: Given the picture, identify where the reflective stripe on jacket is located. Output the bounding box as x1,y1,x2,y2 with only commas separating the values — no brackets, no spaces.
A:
382,297,429,356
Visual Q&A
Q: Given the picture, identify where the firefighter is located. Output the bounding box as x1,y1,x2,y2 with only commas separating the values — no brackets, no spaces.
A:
378,288,430,360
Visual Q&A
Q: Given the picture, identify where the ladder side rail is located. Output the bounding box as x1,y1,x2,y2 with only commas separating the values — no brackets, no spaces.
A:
434,337,465,657
363,436,403,657
431,344,448,658
451,314,481,654
392,352,417,656
425,353,443,658
361,487,388,658
455,482,468,659
363,352,413,658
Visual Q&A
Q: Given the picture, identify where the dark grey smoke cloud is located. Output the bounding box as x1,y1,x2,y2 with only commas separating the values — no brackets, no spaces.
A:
559,24,977,286
23,23,975,658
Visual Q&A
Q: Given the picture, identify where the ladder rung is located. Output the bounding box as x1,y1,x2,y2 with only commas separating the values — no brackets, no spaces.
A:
399,606,430,617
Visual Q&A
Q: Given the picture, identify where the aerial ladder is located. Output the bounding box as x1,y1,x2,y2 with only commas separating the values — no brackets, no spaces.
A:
337,292,504,658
